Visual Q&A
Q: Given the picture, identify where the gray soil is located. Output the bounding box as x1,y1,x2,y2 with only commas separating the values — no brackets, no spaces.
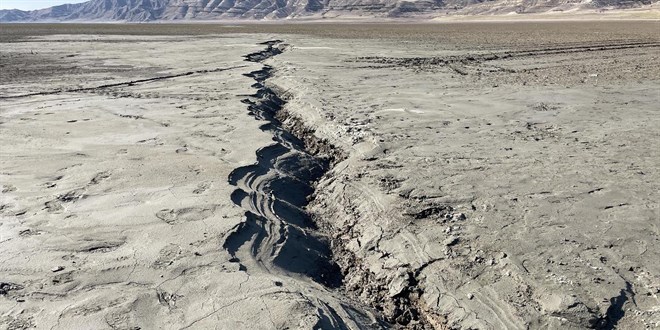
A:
1,21,659,329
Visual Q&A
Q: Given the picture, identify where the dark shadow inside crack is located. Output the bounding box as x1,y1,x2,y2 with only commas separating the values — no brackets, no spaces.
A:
224,40,343,289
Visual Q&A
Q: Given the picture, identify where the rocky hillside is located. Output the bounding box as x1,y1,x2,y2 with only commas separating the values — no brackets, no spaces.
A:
0,0,656,22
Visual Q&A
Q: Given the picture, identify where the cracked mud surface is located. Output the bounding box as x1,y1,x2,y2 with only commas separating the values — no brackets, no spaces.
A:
268,22,659,329
0,34,381,329
2,21,659,329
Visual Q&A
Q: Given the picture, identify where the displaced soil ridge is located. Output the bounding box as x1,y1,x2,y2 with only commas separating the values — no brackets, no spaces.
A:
223,40,344,288
225,40,436,329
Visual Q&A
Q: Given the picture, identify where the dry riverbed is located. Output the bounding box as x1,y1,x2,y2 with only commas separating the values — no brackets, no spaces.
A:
1,22,659,329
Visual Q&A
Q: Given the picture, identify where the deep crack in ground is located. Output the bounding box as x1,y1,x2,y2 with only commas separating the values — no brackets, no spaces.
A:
223,40,440,330
223,40,343,288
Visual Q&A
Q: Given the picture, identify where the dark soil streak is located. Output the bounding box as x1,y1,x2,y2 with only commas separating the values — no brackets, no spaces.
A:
0,65,247,99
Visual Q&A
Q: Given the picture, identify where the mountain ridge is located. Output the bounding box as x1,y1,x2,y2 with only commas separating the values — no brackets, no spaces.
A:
0,0,657,22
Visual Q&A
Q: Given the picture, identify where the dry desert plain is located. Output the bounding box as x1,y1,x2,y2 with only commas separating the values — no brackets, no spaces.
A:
0,21,659,329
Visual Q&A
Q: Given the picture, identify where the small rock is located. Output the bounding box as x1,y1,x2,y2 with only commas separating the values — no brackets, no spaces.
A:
388,271,411,298
51,266,65,272
444,236,459,246
452,213,466,221
0,282,24,295
467,293,474,300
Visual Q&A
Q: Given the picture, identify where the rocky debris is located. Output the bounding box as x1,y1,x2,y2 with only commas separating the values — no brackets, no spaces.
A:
530,102,560,112
50,266,65,272
89,171,110,185
156,291,182,310
0,282,24,295
57,188,85,202
407,205,454,220
278,108,348,166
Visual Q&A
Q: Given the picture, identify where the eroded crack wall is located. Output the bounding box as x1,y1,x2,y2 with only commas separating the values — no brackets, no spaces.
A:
221,41,394,330
224,40,344,287
226,39,448,330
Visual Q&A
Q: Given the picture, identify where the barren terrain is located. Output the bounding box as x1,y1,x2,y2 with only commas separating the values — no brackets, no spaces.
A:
1,22,659,329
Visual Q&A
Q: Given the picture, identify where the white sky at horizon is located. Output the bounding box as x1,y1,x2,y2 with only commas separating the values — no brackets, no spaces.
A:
0,0,89,10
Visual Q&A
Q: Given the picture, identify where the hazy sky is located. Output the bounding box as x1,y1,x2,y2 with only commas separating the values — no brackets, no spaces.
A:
0,0,89,10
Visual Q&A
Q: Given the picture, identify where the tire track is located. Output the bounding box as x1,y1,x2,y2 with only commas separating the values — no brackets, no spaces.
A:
355,40,660,72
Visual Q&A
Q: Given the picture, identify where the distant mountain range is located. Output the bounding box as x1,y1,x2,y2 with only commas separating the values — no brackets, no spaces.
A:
0,0,656,22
